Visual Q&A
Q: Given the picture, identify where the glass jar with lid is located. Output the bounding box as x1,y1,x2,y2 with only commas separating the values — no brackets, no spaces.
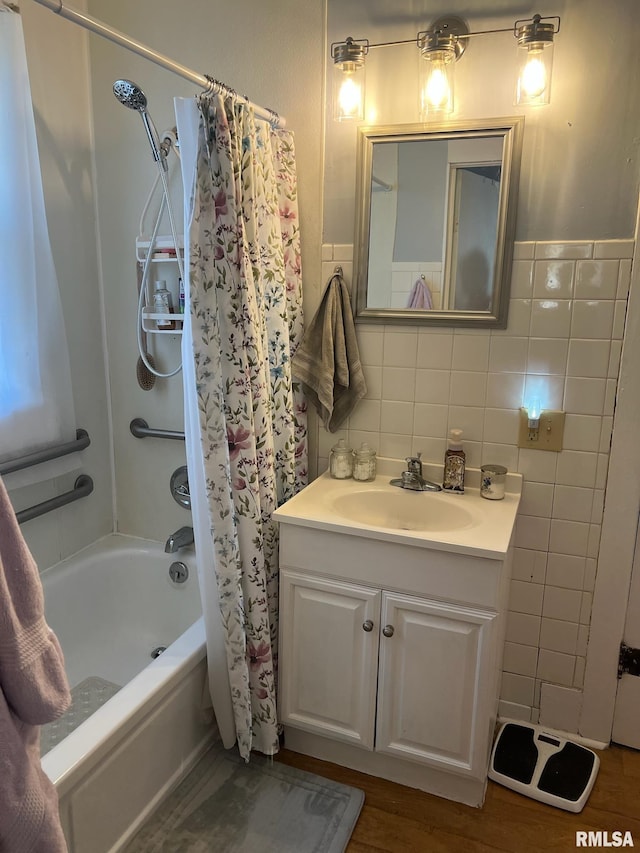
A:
480,464,508,500
353,442,377,482
329,439,353,479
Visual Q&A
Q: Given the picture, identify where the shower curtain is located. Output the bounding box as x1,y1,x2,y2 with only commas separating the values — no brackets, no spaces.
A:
0,6,78,487
175,93,307,760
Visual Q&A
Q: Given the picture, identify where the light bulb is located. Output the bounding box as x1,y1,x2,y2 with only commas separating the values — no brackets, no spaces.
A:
521,50,547,98
514,29,554,107
419,49,455,118
332,47,366,122
425,65,450,108
338,75,363,119
527,398,542,429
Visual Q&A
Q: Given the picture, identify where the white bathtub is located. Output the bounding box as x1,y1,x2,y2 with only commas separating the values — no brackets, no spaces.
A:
40,534,217,853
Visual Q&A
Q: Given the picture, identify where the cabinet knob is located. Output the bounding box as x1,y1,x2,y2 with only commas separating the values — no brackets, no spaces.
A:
382,625,395,638
362,620,374,632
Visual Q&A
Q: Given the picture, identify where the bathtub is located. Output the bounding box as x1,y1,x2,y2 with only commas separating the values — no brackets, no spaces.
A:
40,534,217,853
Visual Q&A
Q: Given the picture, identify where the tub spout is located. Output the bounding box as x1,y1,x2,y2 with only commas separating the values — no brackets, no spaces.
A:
164,525,194,553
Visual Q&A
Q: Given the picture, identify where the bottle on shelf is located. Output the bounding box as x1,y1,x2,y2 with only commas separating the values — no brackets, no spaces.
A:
152,279,175,330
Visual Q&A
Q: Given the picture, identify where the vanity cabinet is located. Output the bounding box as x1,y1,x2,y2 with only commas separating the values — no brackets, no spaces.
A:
279,572,380,750
279,569,497,779
274,503,518,806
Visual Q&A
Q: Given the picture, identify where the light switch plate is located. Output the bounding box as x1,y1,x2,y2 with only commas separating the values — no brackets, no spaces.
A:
518,408,565,451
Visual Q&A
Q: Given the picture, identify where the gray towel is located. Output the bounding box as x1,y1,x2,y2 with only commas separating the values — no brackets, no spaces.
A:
292,273,366,432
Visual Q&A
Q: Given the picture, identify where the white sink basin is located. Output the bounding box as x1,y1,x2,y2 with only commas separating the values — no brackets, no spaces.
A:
273,464,523,558
331,488,474,532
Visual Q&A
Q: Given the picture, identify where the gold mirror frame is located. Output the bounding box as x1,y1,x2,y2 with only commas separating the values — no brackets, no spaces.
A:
353,116,524,327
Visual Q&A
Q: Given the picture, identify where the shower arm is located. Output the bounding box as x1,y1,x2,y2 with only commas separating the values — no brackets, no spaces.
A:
31,0,286,128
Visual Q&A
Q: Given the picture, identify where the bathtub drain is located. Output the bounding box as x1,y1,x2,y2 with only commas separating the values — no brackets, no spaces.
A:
151,646,167,659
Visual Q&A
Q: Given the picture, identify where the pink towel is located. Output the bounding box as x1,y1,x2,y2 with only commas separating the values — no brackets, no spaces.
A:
407,278,433,309
0,476,71,853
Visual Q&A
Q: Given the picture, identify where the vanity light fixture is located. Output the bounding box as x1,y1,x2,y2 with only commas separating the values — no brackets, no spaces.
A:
418,16,468,118
331,12,560,121
331,37,368,122
514,14,558,106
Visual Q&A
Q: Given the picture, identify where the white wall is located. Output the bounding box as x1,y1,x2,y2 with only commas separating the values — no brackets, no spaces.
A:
12,1,113,571
86,0,325,541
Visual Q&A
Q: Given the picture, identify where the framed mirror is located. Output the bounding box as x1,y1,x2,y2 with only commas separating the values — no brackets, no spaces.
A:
353,117,524,327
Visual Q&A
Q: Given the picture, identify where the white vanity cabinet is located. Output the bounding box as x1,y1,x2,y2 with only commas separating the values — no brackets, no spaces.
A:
279,571,380,750
273,469,521,806
376,591,496,776
276,516,520,802
279,566,497,783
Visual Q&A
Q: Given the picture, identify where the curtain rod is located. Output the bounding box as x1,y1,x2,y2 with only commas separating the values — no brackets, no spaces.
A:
32,0,285,128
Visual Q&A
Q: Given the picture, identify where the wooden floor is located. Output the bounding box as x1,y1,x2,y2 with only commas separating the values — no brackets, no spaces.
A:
276,743,640,852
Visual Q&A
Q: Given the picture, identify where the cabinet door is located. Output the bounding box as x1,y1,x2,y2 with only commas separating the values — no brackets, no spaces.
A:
279,569,380,749
376,592,496,777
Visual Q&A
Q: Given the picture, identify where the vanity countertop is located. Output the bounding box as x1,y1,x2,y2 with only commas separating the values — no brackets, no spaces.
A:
274,461,522,560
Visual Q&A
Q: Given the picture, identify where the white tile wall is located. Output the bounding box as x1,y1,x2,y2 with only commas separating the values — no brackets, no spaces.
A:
314,239,633,733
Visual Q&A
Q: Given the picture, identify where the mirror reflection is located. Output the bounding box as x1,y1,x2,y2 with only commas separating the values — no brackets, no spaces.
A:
353,118,523,327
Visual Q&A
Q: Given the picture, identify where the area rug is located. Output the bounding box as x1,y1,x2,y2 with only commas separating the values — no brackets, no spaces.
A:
125,746,364,853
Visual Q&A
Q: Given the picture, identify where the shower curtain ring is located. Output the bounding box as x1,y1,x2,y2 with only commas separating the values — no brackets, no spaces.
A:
203,74,225,96
267,108,281,129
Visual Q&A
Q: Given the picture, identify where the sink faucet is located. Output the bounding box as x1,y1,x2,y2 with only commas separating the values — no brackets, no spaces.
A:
390,454,442,492
406,454,423,478
165,525,194,553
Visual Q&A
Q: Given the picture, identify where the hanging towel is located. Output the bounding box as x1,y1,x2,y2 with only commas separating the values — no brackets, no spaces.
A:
0,475,71,853
407,277,433,309
292,272,367,432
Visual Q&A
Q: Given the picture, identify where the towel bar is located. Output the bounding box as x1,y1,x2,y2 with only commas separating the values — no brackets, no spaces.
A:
0,429,90,476
130,418,185,441
16,475,94,524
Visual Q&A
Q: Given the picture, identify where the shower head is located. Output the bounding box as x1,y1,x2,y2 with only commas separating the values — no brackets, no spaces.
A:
113,79,148,111
112,79,166,169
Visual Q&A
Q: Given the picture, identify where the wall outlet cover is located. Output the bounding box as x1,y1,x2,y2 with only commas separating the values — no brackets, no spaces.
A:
518,409,565,451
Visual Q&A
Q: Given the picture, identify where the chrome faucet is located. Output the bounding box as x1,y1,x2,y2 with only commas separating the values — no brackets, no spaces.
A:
406,454,423,478
390,453,442,492
164,525,194,553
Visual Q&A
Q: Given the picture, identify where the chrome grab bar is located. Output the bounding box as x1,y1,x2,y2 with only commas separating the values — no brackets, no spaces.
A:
130,418,185,441
0,429,90,476
16,475,94,525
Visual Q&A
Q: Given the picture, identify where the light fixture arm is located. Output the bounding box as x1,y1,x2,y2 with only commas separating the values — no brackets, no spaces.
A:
332,13,560,59
513,14,561,41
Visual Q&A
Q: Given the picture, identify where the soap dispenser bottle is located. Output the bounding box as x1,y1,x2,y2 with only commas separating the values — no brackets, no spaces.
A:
443,429,465,493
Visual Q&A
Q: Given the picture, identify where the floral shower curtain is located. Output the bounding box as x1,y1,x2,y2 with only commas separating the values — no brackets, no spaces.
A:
179,92,307,760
